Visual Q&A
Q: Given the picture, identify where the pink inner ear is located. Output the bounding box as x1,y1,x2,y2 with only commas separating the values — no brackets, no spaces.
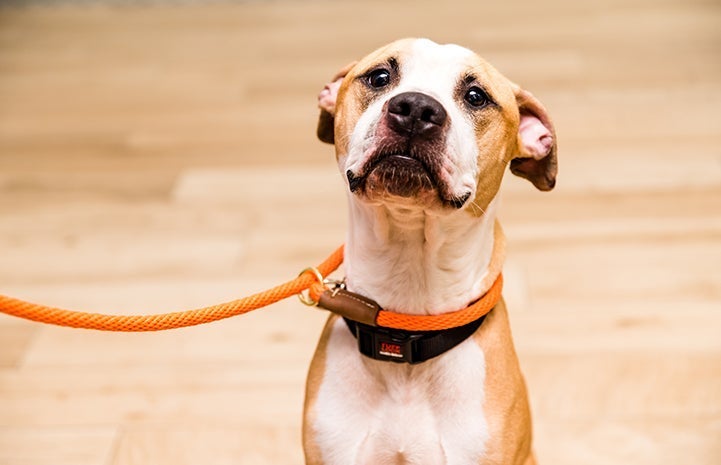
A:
519,112,553,160
318,78,343,115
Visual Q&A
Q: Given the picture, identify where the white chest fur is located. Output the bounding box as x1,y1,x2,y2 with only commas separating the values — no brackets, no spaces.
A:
313,318,489,465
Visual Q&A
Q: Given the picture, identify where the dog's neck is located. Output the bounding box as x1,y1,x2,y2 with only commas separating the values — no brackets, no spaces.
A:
343,196,504,316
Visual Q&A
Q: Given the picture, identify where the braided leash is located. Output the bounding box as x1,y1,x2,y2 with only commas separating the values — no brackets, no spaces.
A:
0,246,344,331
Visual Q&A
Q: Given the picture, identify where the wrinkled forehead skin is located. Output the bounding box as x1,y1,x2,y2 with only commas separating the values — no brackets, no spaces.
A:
333,38,521,161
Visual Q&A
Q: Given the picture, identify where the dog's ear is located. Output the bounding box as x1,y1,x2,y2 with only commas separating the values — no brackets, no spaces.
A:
317,62,357,144
509,86,558,191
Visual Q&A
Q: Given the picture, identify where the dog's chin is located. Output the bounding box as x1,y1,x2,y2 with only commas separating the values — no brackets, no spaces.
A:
347,155,471,209
366,155,434,198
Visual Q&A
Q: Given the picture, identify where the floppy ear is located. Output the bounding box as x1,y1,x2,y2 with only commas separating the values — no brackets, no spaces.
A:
317,62,356,144
509,86,558,191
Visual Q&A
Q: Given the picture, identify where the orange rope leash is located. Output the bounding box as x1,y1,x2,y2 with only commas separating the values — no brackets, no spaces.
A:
0,246,344,332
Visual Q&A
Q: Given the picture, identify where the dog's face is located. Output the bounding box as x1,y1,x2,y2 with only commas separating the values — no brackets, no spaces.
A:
318,38,557,214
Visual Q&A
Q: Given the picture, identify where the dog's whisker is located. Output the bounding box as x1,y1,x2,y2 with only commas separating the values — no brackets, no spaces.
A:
468,199,487,216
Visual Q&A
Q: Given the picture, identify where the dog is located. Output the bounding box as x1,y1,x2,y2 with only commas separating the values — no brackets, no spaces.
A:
302,38,557,465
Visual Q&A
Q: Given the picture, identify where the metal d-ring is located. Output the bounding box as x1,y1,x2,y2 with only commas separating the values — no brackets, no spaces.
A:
297,267,326,306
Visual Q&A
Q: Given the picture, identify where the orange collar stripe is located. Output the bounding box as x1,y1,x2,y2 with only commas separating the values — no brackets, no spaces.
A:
375,273,503,332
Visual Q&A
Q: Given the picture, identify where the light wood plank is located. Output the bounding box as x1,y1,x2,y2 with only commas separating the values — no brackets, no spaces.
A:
0,427,117,465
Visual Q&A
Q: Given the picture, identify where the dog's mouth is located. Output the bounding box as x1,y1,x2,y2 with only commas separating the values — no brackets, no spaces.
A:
351,152,434,198
347,150,470,209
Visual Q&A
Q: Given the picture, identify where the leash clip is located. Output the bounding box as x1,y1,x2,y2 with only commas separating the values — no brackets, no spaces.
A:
297,269,346,307
325,277,346,297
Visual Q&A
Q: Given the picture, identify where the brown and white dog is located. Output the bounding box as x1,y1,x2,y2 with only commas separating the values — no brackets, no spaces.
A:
303,38,557,465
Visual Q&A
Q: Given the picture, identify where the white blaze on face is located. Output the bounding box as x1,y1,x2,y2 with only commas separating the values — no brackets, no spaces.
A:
343,39,481,204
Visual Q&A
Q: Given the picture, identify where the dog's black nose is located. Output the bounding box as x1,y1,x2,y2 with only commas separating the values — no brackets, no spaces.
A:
387,92,447,139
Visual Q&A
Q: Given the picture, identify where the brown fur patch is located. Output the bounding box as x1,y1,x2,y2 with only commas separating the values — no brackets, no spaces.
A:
473,299,534,465
302,315,339,465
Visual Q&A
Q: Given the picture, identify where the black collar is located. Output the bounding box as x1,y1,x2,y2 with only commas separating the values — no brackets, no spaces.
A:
342,312,488,365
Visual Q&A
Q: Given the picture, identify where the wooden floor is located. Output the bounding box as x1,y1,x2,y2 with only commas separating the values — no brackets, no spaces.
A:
1,0,720,464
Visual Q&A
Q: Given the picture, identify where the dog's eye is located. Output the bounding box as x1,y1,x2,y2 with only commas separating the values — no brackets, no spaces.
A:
367,69,391,89
464,87,490,108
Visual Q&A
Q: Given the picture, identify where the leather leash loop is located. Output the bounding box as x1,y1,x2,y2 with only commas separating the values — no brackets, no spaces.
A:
318,288,381,327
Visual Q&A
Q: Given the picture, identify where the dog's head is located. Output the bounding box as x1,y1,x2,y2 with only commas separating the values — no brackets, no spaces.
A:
317,38,557,213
